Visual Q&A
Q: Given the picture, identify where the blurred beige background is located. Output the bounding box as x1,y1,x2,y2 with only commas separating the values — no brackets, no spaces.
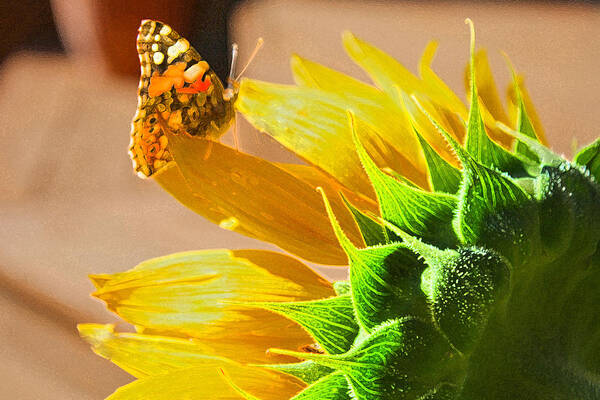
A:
1,1,599,398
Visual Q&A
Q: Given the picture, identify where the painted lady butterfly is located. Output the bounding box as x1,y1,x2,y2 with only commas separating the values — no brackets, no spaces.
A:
129,20,238,178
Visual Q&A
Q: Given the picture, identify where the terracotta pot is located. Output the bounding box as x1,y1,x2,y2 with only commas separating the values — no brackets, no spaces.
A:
52,0,195,77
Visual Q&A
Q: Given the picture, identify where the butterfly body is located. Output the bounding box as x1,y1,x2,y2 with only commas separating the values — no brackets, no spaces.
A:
130,20,237,178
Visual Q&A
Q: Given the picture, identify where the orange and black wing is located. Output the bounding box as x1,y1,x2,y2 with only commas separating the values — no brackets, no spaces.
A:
129,20,236,178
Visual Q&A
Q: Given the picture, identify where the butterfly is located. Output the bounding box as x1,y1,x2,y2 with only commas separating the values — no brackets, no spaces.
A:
129,20,238,178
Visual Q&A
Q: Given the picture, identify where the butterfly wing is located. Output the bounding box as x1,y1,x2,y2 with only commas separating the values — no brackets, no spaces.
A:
130,20,236,178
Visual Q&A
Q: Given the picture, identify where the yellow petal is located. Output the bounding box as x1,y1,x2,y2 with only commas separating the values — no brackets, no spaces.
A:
466,50,513,147
342,31,423,98
160,135,363,264
471,50,510,124
418,41,468,120
154,163,255,238
106,365,303,400
92,249,335,364
277,162,378,217
237,78,428,191
291,53,378,98
507,74,548,146
77,324,232,378
399,91,462,169
289,55,430,185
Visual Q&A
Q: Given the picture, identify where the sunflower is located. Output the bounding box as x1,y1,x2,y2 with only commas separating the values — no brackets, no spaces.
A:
79,20,599,399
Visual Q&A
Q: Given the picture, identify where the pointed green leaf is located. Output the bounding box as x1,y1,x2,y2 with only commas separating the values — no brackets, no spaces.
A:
415,129,462,194
512,80,540,163
319,189,428,332
503,55,541,163
262,361,333,384
350,244,427,332
456,155,541,267
419,110,543,267
496,122,562,169
341,195,387,246
257,295,359,354
272,318,451,400
464,22,528,176
574,138,600,182
291,371,351,400
350,113,458,247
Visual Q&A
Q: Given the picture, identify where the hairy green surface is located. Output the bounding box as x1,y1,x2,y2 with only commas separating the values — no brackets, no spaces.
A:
241,40,600,400
229,24,600,400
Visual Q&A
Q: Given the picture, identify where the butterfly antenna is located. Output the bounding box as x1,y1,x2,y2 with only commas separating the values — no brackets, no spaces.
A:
235,38,264,81
227,43,239,89
223,43,239,101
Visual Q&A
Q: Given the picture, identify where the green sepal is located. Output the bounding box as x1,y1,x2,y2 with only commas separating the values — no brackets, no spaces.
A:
388,225,511,354
320,189,427,332
350,112,458,248
465,81,526,176
535,163,600,262
261,360,334,385
497,122,562,170
257,295,359,354
349,244,427,332
464,22,528,177
409,93,542,267
456,154,541,267
574,138,600,182
272,318,451,400
415,129,462,194
290,371,351,400
333,281,351,296
508,65,540,163
341,194,388,246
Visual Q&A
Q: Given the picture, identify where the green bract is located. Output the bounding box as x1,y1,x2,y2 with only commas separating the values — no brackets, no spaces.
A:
235,24,600,400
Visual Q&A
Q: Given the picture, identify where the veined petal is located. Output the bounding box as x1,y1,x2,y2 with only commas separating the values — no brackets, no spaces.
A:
156,137,364,265
291,54,379,98
276,163,378,216
290,55,431,186
78,324,232,378
471,50,510,125
92,249,335,364
106,365,303,400
467,50,513,147
507,74,548,146
342,31,423,99
419,41,468,120
237,78,429,192
343,32,466,121
154,164,256,237
339,33,466,169
399,91,462,169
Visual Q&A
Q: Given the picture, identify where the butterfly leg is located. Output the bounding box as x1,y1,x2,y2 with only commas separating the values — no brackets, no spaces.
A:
232,115,240,151
202,139,214,160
